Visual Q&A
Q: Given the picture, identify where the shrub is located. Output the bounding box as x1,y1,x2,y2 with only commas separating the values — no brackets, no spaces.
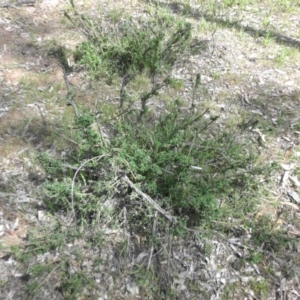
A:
38,5,263,229
67,5,192,116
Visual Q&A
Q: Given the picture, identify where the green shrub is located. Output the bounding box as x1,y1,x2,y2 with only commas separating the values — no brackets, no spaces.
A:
67,6,192,115
112,105,258,226
38,6,263,229
73,16,191,79
38,103,260,229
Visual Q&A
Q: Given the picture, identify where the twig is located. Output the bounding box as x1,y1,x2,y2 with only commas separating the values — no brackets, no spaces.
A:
147,211,158,270
62,163,85,171
52,129,79,145
122,175,177,224
35,103,47,126
167,228,172,277
0,192,26,197
138,77,169,121
54,48,79,117
30,260,64,297
22,115,34,137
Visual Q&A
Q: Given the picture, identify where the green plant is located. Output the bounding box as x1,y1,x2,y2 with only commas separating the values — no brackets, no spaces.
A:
59,272,91,299
67,5,192,119
3,1,300,299
250,278,269,297
248,252,264,264
247,216,293,252
262,31,275,46
38,152,67,179
262,16,271,28
37,6,264,230
20,3,274,297
276,0,295,11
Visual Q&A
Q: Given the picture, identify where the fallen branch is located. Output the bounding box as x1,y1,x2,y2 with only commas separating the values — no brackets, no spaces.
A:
122,175,177,224
0,192,24,197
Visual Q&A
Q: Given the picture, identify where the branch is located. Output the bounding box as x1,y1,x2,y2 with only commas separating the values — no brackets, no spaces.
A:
122,175,177,224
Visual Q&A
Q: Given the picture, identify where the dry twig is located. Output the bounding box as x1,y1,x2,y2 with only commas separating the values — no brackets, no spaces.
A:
147,211,158,270
122,175,177,224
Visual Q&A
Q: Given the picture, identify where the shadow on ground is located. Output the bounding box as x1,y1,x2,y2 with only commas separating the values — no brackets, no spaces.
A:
141,0,300,139
144,0,300,49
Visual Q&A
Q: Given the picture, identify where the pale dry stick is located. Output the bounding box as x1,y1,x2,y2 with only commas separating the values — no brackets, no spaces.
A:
167,228,172,279
0,0,35,8
187,133,196,157
54,47,79,117
70,154,110,221
154,237,176,272
28,260,64,300
155,231,176,276
22,115,34,137
122,207,131,257
62,162,85,171
35,103,47,126
52,128,79,145
147,211,158,271
0,192,26,197
122,175,177,224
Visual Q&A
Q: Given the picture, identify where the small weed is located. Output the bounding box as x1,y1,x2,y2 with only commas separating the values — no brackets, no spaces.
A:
274,47,292,65
250,278,269,297
262,31,275,46
211,71,221,80
59,272,88,299
197,18,212,32
107,8,125,23
167,78,185,90
223,282,243,298
276,0,295,12
26,281,39,294
34,5,266,233
262,16,271,28
28,264,51,278
48,44,73,74
9,222,100,298
248,252,264,264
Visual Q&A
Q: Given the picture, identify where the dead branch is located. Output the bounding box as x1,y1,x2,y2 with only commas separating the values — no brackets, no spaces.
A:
122,175,177,224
